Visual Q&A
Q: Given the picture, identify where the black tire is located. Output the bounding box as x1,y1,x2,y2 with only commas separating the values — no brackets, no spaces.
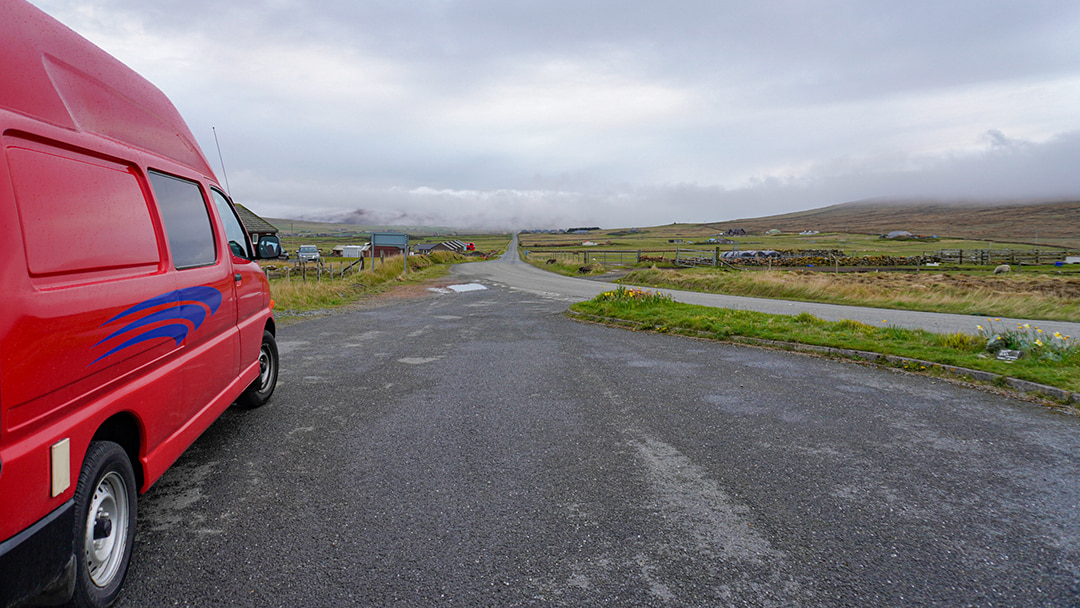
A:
71,441,137,608
237,330,278,408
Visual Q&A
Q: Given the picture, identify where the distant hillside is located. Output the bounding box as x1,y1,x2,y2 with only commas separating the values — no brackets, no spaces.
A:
702,200,1080,248
265,217,459,236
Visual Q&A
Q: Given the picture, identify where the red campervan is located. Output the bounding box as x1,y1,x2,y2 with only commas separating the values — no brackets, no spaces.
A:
0,2,282,606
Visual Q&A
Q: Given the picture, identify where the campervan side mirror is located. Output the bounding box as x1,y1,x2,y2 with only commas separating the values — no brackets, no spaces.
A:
256,235,282,260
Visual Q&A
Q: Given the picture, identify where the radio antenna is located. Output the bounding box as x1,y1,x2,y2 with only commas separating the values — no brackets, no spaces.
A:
211,126,232,196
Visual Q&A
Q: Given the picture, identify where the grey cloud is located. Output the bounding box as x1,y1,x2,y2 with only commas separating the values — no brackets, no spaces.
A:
28,0,1080,230
239,129,1080,230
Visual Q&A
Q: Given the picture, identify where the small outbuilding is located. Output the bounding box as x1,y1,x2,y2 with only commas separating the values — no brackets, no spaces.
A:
332,244,370,257
415,240,466,254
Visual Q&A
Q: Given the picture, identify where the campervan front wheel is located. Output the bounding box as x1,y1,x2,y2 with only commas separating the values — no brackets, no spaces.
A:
238,330,279,408
72,441,137,608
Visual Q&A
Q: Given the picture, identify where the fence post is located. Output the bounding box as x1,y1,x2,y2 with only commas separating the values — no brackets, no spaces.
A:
714,247,719,267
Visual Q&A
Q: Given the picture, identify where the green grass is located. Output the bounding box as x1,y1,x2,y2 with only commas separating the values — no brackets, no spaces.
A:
613,267,1080,322
571,288,1080,397
520,251,609,277
519,229,1070,258
268,251,463,312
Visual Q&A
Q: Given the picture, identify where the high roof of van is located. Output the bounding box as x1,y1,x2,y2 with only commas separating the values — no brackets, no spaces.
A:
0,0,215,178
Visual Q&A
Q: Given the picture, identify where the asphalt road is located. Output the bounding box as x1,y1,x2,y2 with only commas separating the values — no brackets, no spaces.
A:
455,235,1080,338
113,258,1080,607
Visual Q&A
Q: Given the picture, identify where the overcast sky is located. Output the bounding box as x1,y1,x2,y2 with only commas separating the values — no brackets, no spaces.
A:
28,0,1080,229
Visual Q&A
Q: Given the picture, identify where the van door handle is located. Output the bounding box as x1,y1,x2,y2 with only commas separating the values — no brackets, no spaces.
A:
234,273,242,283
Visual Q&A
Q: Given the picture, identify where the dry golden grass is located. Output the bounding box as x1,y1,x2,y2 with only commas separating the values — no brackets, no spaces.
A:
269,252,463,312
621,268,1080,322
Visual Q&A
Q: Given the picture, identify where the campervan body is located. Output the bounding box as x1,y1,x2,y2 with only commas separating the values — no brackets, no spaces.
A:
0,1,282,606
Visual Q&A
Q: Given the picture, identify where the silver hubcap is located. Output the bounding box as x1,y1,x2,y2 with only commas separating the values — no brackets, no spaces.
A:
257,346,273,390
84,471,129,587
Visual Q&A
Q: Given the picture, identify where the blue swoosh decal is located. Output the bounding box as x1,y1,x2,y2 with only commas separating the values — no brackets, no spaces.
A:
103,285,221,325
97,305,208,345
91,324,191,364
91,286,223,365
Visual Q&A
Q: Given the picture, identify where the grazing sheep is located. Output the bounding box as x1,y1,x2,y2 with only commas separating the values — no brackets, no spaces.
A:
994,264,1011,275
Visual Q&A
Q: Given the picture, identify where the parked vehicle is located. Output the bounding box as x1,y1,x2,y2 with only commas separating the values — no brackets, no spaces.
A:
297,245,321,262
0,2,282,606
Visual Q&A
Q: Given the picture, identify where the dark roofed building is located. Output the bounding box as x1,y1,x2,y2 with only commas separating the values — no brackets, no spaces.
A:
234,204,278,242
416,240,466,254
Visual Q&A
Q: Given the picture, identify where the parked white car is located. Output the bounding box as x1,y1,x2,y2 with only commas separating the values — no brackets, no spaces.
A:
298,245,320,262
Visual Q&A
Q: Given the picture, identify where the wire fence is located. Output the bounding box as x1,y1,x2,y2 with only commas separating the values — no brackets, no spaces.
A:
261,258,367,281
935,249,1065,265
524,247,1071,269
524,249,644,266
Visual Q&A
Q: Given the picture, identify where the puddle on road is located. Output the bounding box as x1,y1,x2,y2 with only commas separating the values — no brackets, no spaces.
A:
449,283,487,292
429,283,488,294
398,356,443,365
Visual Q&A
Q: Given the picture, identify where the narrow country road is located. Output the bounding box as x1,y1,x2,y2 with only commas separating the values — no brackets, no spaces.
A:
112,248,1080,607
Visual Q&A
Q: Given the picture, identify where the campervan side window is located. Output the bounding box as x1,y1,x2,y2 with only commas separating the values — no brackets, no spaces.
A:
149,170,217,268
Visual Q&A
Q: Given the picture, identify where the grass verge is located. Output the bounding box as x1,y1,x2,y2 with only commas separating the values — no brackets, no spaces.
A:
569,287,1080,404
616,267,1080,322
269,251,463,313
522,258,609,277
